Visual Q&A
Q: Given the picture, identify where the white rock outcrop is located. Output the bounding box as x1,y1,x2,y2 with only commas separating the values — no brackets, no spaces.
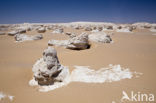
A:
65,32,77,38
15,34,43,42
116,25,134,33
17,28,26,33
31,47,69,85
37,27,46,33
8,31,19,36
48,33,90,50
52,28,64,34
66,33,90,50
48,40,69,46
89,32,112,43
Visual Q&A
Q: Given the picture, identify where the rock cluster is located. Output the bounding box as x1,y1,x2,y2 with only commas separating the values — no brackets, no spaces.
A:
48,33,90,50
8,31,19,36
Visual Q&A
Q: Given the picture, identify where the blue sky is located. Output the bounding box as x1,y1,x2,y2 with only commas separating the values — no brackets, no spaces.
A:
0,0,156,24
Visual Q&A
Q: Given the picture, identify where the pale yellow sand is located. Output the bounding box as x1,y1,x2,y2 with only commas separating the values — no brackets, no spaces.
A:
0,28,156,103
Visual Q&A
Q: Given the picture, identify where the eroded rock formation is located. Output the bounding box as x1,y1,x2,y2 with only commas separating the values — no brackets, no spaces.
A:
89,32,112,43
15,34,43,42
66,33,90,50
32,47,68,85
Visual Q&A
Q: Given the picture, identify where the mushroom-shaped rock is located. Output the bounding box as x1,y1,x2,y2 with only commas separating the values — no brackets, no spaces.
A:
89,32,112,43
66,33,90,50
32,47,68,85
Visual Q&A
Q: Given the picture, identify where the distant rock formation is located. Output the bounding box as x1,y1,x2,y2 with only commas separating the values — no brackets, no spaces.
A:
150,27,156,32
65,32,77,38
37,27,46,33
48,40,69,47
85,26,92,31
32,47,68,85
89,32,112,43
8,29,26,36
8,31,19,36
52,28,64,34
15,34,43,42
116,25,135,33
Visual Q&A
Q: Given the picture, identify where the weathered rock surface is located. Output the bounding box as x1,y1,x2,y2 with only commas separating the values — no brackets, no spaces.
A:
48,40,69,46
8,31,19,36
65,32,77,38
18,29,26,33
32,47,68,85
89,32,112,43
37,27,46,33
66,33,90,50
48,33,90,50
15,34,43,42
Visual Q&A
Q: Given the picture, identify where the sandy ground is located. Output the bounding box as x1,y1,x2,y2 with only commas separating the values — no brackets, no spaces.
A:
0,28,156,103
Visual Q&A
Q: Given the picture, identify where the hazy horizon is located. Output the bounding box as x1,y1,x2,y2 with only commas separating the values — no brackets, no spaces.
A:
0,0,156,24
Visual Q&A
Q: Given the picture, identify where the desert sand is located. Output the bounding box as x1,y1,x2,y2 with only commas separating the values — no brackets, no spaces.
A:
0,23,156,103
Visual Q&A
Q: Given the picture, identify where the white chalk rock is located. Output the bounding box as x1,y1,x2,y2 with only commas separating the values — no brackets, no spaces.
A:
8,31,19,36
89,32,112,43
52,28,64,34
48,40,69,46
66,33,90,50
37,27,46,33
65,32,77,38
15,34,43,42
17,28,26,33
32,47,68,85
